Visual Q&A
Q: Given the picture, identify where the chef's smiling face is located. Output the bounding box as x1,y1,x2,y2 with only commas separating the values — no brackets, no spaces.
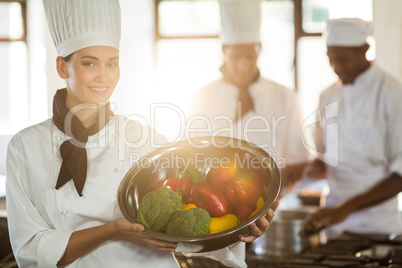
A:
57,46,120,109
222,43,260,87
326,44,370,85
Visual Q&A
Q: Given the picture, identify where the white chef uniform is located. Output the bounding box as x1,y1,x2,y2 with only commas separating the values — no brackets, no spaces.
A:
6,117,180,267
190,77,311,167
6,0,248,266
316,62,402,236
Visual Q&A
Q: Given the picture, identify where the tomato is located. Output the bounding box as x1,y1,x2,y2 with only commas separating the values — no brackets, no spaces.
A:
235,205,253,222
163,177,181,192
163,176,193,202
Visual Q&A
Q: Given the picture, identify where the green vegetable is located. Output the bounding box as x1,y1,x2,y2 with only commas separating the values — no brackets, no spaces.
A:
136,187,182,232
166,208,211,236
182,160,204,184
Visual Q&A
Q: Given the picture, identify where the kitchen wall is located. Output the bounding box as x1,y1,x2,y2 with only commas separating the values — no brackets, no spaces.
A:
373,0,402,82
373,0,402,210
39,0,402,122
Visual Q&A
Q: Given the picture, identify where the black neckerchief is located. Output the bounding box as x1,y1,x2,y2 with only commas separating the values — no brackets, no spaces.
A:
220,65,260,122
52,88,114,196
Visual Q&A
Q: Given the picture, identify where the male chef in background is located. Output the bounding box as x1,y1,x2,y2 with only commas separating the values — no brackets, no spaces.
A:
188,0,312,192
307,18,402,237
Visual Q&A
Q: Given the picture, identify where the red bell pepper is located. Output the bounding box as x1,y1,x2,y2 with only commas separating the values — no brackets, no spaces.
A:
205,167,235,192
190,182,232,217
163,176,192,202
206,167,263,208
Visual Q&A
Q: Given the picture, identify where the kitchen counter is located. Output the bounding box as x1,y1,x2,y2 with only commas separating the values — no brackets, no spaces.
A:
175,232,402,267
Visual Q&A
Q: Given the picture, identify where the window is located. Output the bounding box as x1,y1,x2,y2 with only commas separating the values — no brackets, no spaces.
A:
153,0,296,104
0,0,28,129
151,0,222,140
296,0,373,116
153,0,221,107
151,0,373,139
156,0,220,38
0,0,49,134
152,0,297,140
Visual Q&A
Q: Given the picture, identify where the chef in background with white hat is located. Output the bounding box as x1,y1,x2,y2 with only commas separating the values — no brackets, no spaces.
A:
307,18,402,237
188,0,312,193
6,0,277,267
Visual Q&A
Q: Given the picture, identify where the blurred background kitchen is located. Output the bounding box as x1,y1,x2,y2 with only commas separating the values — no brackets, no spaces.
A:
1,0,402,266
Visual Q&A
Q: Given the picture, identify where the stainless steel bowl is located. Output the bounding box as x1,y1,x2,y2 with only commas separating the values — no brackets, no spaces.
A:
118,136,281,252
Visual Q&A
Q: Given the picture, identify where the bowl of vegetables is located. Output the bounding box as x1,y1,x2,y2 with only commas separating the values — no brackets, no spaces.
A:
117,136,281,252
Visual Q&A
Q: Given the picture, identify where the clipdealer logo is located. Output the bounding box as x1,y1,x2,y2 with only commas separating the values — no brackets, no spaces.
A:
302,101,339,167
62,100,339,168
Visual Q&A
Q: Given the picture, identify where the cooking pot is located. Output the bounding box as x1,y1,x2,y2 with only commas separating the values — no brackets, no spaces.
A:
248,207,325,256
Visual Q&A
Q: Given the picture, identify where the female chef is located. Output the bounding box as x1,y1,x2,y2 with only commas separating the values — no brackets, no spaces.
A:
5,0,278,267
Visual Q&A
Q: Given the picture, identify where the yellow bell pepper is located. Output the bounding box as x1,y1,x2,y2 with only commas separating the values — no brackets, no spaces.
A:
180,203,197,211
209,214,239,234
249,197,264,219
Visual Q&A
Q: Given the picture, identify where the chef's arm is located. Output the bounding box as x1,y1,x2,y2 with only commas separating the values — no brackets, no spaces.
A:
308,173,402,227
59,200,280,266
282,162,310,184
337,172,402,215
57,223,113,266
57,218,177,266
280,162,310,195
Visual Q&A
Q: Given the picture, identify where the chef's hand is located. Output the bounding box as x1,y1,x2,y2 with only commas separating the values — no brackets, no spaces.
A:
112,218,177,252
239,200,279,243
306,205,350,228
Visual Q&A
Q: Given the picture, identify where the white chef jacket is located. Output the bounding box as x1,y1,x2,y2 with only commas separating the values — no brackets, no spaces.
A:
189,77,311,168
6,116,181,268
316,63,402,236
6,115,247,268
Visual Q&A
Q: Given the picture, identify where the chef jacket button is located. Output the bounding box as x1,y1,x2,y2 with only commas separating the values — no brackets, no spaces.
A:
56,136,62,141
114,168,121,173
61,210,69,215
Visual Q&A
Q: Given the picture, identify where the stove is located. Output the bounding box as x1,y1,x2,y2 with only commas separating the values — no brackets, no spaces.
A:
174,232,402,267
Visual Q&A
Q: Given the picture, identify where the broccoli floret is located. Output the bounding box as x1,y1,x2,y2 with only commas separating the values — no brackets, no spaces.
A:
136,187,182,232
166,208,211,236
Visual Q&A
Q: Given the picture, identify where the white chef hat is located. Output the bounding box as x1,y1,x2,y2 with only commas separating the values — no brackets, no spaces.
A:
325,18,373,47
219,0,261,45
43,0,121,57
